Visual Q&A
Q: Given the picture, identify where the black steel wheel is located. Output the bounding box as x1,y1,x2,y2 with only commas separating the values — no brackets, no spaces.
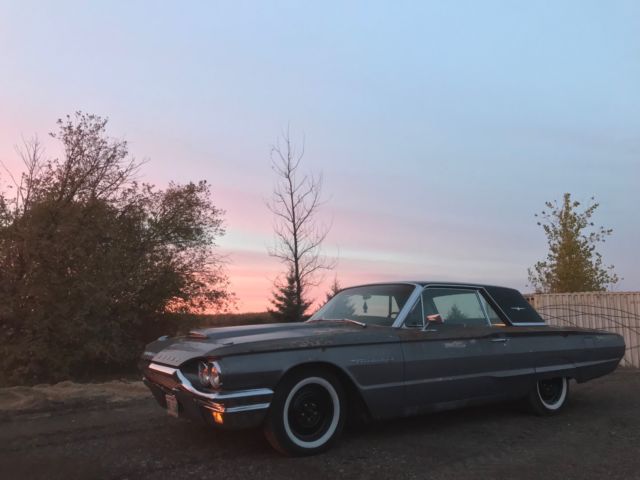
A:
527,376,569,415
264,368,345,456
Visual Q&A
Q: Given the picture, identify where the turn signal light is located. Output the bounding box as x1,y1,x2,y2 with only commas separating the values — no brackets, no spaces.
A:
212,411,224,424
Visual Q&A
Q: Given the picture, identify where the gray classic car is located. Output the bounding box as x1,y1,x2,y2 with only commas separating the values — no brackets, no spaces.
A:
140,282,625,455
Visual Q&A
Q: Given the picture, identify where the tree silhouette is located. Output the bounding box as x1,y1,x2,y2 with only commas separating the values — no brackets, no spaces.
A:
269,267,311,322
323,276,342,305
447,304,468,322
267,131,334,320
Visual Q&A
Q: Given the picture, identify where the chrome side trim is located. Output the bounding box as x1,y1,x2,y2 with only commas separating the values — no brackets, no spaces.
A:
213,388,274,400
536,358,620,373
535,363,574,373
575,358,621,368
201,402,271,414
226,403,271,413
175,369,273,401
147,362,273,402
149,363,177,375
510,322,548,327
201,402,225,413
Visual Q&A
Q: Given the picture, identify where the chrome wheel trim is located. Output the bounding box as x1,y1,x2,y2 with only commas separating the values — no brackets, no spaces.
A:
537,377,567,410
283,376,340,449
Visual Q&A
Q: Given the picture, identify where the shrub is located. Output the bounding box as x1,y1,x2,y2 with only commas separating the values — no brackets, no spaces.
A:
0,113,231,385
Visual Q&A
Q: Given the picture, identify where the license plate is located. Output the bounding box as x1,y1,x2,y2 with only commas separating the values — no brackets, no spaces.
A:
165,394,179,418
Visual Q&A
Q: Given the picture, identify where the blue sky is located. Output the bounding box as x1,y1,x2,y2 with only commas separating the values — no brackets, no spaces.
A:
1,1,638,310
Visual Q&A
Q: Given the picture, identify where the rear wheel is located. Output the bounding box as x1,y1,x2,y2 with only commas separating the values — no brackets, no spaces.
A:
527,377,569,415
264,369,346,456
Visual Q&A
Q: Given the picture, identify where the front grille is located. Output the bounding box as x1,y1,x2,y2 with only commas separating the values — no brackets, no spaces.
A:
145,366,180,390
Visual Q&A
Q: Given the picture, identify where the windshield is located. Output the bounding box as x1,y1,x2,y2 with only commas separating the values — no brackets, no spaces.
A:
310,284,416,327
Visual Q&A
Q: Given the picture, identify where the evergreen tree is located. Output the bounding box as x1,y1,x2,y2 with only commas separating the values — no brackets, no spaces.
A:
447,304,467,321
319,276,357,318
269,268,311,322
323,276,342,305
528,193,619,293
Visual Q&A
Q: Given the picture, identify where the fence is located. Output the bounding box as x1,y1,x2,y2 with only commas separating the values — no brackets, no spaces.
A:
525,291,640,368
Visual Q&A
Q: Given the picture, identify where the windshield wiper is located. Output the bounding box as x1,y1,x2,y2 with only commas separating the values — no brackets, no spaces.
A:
307,318,367,328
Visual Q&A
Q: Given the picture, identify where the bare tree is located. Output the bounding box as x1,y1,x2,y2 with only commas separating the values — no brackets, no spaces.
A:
0,135,46,217
268,132,333,320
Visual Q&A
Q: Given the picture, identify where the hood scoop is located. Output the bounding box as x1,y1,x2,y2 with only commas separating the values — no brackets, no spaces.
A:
188,330,209,339
188,330,234,345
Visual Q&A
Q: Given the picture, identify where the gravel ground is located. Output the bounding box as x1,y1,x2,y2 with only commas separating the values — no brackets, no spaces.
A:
1,370,639,480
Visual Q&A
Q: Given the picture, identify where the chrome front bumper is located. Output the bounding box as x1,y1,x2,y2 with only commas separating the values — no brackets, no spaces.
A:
143,362,273,429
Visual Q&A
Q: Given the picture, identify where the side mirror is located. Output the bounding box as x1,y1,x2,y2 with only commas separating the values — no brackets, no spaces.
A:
425,314,444,325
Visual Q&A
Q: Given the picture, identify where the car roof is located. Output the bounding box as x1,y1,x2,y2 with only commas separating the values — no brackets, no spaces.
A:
340,281,544,324
346,280,512,290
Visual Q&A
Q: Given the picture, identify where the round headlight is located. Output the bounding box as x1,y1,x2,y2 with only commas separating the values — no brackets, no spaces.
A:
197,361,211,387
209,362,222,388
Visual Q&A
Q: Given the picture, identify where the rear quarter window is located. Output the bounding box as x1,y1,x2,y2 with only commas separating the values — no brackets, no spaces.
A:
484,286,545,324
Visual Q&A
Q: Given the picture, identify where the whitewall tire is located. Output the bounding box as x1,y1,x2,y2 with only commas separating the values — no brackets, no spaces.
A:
264,369,346,456
527,377,569,415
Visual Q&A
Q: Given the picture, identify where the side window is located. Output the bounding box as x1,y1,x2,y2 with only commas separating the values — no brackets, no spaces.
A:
422,288,490,327
480,295,505,326
404,297,423,328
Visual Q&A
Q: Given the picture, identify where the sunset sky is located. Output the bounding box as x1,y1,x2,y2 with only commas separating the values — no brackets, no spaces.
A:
1,1,639,312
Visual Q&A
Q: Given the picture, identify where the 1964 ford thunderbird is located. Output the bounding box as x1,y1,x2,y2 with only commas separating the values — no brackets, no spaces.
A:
140,282,625,455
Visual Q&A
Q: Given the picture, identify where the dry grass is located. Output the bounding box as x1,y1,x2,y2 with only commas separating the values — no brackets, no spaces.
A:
0,380,149,413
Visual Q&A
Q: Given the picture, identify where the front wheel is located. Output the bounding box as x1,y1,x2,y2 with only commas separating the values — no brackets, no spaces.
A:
526,377,569,415
264,369,346,456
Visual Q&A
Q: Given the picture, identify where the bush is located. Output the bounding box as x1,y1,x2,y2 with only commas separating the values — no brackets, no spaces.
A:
0,113,232,386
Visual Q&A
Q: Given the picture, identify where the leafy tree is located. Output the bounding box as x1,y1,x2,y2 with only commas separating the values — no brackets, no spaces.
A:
528,193,619,293
0,113,232,385
269,267,311,322
267,131,334,320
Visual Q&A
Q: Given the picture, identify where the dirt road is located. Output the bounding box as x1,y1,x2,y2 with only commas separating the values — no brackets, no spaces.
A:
1,371,639,480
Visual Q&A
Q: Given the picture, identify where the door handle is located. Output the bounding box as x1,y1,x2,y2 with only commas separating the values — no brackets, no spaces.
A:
490,337,509,343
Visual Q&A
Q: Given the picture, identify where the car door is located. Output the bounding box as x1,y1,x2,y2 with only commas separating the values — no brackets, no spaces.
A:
477,292,537,399
398,286,505,414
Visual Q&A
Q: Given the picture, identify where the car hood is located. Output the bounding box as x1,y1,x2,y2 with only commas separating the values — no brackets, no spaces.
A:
145,321,399,367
